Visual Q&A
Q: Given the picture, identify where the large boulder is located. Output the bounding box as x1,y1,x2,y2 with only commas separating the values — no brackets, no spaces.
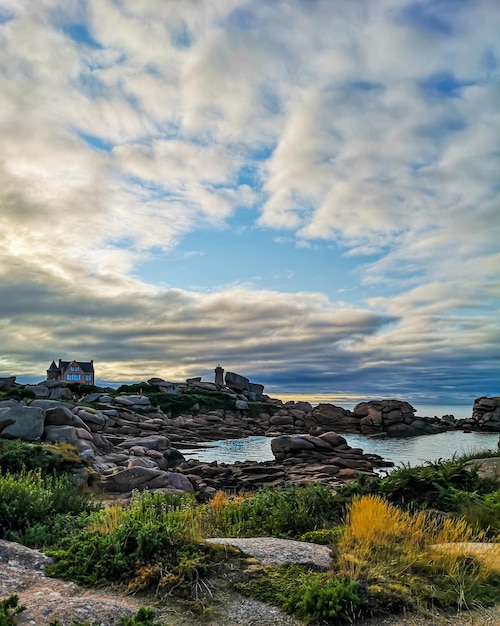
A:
44,425,95,454
97,467,194,494
225,371,250,393
0,376,16,390
48,386,73,401
118,435,171,451
472,397,500,432
0,405,45,440
44,406,91,432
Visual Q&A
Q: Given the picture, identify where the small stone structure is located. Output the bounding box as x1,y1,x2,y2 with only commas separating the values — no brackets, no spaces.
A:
214,364,224,386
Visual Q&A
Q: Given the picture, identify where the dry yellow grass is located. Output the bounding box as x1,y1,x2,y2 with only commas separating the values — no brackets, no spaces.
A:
336,495,497,612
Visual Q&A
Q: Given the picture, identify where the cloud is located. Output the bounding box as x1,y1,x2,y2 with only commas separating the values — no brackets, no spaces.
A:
0,0,498,403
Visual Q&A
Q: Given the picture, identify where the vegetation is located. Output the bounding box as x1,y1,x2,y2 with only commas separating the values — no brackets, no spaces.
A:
1,442,499,622
336,494,499,614
0,596,25,626
203,484,343,539
0,386,35,401
236,565,365,624
46,490,224,603
0,468,97,547
115,382,274,418
0,439,81,475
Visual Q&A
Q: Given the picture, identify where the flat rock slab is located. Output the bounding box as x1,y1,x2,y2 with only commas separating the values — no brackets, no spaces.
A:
205,536,333,570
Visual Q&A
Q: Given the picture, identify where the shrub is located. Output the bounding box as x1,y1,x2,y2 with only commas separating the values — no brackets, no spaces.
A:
0,595,26,626
0,439,77,476
237,564,365,624
203,484,342,539
46,490,221,599
0,469,97,546
378,457,497,510
1,387,35,401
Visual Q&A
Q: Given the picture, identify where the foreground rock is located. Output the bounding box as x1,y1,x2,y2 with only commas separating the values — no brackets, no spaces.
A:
0,539,303,626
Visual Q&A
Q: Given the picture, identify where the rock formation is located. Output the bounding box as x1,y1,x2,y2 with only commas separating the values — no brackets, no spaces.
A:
1,374,499,499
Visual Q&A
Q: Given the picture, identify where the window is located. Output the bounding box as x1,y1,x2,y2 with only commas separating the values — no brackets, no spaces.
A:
67,374,81,381
70,366,79,371
85,375,91,381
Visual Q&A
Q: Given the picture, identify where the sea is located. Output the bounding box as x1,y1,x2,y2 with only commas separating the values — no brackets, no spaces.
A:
181,431,499,469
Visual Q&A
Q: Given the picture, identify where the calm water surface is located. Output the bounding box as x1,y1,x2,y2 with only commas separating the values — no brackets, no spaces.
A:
182,431,499,467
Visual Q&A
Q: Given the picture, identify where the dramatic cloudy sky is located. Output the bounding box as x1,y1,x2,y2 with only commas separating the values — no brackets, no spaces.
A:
1,0,498,405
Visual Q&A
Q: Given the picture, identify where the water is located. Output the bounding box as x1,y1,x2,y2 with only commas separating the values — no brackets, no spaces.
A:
182,431,499,467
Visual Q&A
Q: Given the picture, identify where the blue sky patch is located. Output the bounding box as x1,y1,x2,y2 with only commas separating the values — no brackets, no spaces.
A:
78,132,114,152
419,72,473,99
62,23,102,49
0,8,15,25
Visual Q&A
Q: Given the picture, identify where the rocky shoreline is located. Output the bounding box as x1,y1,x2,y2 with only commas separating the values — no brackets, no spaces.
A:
0,374,499,499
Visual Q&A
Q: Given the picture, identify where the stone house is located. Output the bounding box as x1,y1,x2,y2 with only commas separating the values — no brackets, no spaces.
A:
46,359,95,385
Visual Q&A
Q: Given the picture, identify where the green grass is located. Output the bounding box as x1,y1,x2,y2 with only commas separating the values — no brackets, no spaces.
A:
202,484,343,539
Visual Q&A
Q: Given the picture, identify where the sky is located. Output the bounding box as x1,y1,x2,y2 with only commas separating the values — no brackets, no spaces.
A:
0,0,499,407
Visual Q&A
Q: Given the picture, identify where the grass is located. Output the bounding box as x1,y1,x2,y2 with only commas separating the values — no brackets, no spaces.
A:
336,494,499,614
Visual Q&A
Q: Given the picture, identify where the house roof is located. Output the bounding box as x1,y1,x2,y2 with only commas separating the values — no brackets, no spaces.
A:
47,360,59,371
60,360,94,373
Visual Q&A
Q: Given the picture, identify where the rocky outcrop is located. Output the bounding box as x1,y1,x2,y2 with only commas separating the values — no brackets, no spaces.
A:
0,376,17,390
225,371,265,400
0,405,46,440
353,400,443,436
270,432,392,480
1,381,499,499
0,392,392,497
464,397,500,432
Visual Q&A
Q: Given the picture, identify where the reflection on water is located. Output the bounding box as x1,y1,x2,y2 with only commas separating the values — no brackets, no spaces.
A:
182,431,499,467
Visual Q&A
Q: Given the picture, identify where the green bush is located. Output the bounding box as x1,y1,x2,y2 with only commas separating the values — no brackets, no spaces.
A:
0,439,75,476
46,490,220,598
205,484,343,539
120,607,161,626
0,595,26,626
0,469,97,546
237,564,365,624
0,387,35,401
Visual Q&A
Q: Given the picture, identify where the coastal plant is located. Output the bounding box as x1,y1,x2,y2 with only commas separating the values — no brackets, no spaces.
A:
378,457,496,509
0,468,97,546
336,494,499,613
202,484,343,539
236,564,366,624
0,387,35,401
46,490,222,600
0,439,79,476
0,595,26,626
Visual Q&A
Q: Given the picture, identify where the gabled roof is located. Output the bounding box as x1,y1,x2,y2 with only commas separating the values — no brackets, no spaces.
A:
60,360,94,373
